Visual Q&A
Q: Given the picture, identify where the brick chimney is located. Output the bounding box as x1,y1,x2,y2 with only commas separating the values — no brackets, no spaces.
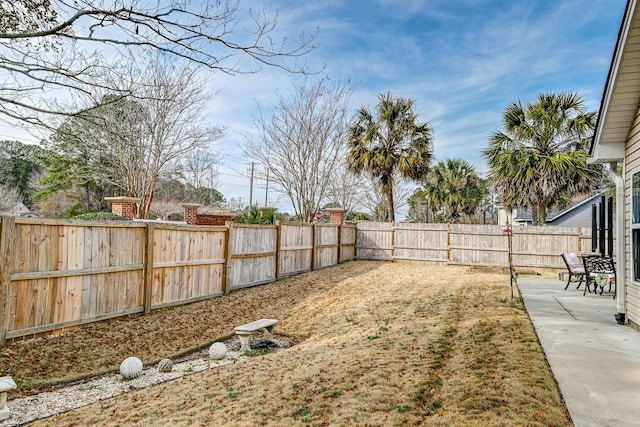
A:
105,197,140,220
326,208,346,225
181,203,202,225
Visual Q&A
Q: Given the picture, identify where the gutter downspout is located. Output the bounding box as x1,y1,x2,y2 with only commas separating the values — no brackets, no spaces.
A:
609,162,626,324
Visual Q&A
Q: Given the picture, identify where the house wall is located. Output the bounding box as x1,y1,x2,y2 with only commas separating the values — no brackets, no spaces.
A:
497,208,518,226
548,203,595,228
624,107,640,326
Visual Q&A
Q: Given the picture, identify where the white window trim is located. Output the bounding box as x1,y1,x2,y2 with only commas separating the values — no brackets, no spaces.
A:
630,166,640,283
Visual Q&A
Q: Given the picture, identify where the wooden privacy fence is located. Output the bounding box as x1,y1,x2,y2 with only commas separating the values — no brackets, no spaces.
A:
0,217,356,345
355,221,593,271
1,217,592,345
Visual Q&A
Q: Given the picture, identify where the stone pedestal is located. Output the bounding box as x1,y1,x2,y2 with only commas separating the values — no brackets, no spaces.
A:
0,376,16,421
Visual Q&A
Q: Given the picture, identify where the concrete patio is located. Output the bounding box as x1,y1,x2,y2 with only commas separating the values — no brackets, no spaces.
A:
519,276,640,427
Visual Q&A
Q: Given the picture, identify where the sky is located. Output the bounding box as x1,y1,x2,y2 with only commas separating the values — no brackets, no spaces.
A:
0,0,629,218
203,0,627,216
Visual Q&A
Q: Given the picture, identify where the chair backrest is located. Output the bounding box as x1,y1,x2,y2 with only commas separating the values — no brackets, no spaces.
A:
562,252,582,270
582,255,615,274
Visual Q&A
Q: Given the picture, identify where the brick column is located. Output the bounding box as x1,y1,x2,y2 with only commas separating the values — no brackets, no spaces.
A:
181,203,202,225
105,197,140,220
326,208,346,225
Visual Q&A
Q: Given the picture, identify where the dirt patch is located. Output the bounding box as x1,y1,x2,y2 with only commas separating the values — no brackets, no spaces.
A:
1,261,571,426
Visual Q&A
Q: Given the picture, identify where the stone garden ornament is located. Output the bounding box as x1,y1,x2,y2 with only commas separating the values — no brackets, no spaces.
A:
208,342,227,360
157,358,173,373
119,356,143,379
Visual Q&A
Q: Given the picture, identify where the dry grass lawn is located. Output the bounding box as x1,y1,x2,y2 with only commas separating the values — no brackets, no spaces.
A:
2,261,571,426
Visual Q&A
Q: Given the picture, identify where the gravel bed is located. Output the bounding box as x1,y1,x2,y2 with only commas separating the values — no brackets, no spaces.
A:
1,348,250,426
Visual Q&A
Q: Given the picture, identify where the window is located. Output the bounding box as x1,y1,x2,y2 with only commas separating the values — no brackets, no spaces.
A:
633,171,640,281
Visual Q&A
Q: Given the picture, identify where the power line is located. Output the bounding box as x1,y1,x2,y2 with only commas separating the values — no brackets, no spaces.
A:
222,153,251,163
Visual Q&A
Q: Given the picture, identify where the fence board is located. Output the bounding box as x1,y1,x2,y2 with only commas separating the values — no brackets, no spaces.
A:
3,219,145,338
449,224,506,267
315,224,339,269
356,221,394,260
0,217,15,345
228,224,277,291
340,224,356,262
393,223,449,263
151,225,226,307
278,222,313,276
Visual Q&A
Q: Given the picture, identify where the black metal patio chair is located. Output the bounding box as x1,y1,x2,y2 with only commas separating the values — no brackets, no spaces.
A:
581,255,616,299
560,252,585,290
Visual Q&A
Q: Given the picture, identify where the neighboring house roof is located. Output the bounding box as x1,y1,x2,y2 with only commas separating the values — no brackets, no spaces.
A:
513,193,607,223
590,0,637,163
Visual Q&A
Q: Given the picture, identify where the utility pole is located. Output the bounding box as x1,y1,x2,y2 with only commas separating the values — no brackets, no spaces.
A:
264,168,269,207
248,162,255,209
209,165,213,206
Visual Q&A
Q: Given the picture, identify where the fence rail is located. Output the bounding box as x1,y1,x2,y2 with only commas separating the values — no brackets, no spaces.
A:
1,217,587,345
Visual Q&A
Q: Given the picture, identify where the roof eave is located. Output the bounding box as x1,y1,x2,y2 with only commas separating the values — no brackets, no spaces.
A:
590,0,637,158
588,142,625,164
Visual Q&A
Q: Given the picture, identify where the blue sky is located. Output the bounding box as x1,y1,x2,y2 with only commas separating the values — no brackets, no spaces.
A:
207,0,626,215
0,0,626,217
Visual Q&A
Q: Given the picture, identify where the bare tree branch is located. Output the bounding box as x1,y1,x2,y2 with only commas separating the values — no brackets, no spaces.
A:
0,0,318,129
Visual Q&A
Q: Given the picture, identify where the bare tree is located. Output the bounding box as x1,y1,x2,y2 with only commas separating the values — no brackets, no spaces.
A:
245,77,353,221
180,147,223,191
149,199,183,221
0,0,317,129
0,184,22,211
44,55,224,218
324,161,368,214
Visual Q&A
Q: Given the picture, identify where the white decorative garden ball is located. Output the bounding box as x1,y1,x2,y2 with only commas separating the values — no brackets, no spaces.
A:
208,342,227,360
120,356,143,379
157,358,173,373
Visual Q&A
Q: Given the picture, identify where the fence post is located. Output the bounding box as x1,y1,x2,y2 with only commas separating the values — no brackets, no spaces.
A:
275,221,281,279
391,221,396,260
143,223,155,315
577,225,582,253
337,224,343,264
0,216,16,346
223,222,234,294
312,223,317,270
447,222,452,263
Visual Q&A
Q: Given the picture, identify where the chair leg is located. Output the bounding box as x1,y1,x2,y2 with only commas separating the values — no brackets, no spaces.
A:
576,277,583,289
564,275,571,290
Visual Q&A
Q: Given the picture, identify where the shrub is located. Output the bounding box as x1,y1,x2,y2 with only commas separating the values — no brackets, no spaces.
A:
73,212,128,221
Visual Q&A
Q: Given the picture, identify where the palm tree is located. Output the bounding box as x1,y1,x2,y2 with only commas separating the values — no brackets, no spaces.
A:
483,91,602,225
423,158,487,223
346,92,433,221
